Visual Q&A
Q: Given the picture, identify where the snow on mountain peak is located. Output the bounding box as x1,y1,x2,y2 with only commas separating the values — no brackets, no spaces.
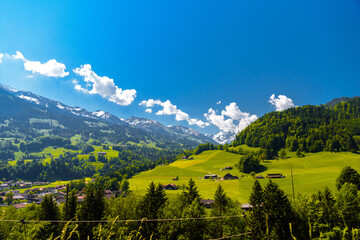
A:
18,94,40,105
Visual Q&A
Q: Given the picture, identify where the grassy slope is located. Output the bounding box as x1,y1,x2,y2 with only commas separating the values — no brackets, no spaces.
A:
129,149,360,203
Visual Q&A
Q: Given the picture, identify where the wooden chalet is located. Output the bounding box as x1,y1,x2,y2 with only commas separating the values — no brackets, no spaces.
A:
204,174,218,179
223,173,239,180
266,173,284,179
162,184,178,190
241,203,253,211
224,166,233,170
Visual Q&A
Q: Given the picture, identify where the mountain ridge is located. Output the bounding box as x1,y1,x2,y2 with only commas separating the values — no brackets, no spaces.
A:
0,83,216,147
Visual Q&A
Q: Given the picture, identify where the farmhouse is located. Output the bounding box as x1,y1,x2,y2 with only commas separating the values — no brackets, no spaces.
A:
204,174,218,179
266,173,284,179
200,199,215,209
162,184,178,190
224,166,233,170
104,190,114,199
223,173,239,180
256,175,265,179
241,203,253,211
98,152,107,156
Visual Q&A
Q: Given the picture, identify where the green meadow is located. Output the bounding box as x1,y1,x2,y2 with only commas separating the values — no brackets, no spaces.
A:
129,148,360,203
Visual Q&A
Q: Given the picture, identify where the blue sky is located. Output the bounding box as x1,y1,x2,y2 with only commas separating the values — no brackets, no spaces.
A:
0,0,360,139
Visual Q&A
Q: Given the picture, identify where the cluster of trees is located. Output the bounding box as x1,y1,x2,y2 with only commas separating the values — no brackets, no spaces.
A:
0,140,18,160
233,98,360,158
182,143,224,157
237,153,262,173
0,153,95,181
19,136,71,153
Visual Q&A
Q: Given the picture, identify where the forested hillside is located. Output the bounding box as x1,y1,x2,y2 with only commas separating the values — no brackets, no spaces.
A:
233,97,360,158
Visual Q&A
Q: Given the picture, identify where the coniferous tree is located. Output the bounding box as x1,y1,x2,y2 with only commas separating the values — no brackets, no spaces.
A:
63,188,78,221
35,195,60,240
77,185,106,240
138,182,167,239
336,166,360,190
212,185,230,238
336,183,360,230
213,185,229,217
181,178,201,206
247,180,266,239
263,181,293,240
39,195,59,221
180,198,206,240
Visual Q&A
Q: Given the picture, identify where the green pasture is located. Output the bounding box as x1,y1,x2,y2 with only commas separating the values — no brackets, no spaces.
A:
129,149,360,203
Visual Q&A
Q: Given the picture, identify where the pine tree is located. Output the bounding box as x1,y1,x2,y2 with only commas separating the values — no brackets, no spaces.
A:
213,185,229,217
39,195,59,221
212,185,230,238
263,180,293,240
138,182,167,239
63,185,77,221
77,185,106,240
35,194,60,240
248,180,266,239
336,166,360,190
181,178,201,206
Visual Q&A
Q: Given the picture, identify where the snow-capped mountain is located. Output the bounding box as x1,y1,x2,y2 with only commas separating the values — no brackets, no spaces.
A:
0,83,216,145
126,117,216,144
92,110,126,124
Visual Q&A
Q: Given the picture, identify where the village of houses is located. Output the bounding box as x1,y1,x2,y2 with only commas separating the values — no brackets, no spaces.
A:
0,179,118,209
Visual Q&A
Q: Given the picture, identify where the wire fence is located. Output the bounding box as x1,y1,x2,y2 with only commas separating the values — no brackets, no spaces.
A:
0,214,245,223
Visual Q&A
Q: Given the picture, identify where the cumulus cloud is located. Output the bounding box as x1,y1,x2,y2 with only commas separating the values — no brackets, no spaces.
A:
145,108,152,113
139,99,205,127
73,64,136,106
11,51,69,77
216,101,221,105
269,94,296,111
0,53,4,63
204,102,258,144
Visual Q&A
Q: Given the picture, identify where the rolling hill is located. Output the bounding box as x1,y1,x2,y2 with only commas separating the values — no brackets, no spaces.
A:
128,148,360,203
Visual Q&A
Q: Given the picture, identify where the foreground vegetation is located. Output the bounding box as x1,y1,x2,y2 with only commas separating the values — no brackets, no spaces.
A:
2,167,360,239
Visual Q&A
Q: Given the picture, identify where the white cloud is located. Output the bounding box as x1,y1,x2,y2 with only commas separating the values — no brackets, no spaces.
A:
139,99,205,128
145,108,152,113
216,101,221,105
12,51,25,60
11,51,69,77
73,64,136,106
221,102,250,120
0,53,4,63
204,102,258,144
204,108,236,133
269,94,296,111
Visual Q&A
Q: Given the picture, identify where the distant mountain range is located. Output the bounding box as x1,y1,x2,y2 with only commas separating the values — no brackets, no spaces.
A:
0,84,216,149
